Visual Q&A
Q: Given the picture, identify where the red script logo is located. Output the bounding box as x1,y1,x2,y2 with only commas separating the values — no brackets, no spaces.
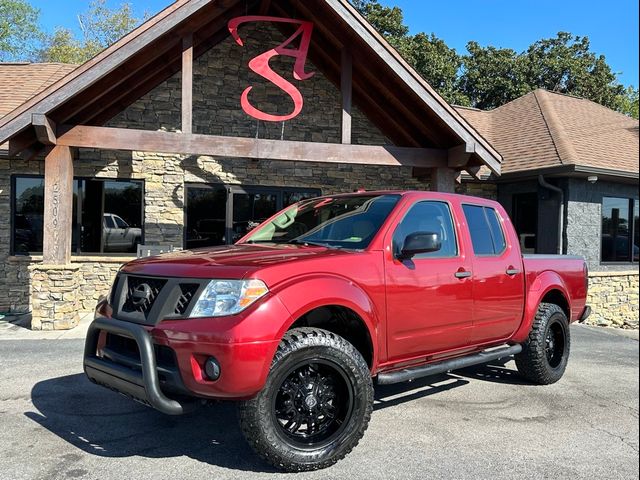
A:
228,16,315,122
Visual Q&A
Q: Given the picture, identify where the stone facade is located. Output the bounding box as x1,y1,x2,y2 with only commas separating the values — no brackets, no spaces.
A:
28,264,82,330
586,271,639,329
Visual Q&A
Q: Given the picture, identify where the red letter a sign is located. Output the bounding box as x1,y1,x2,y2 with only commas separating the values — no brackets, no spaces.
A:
228,16,315,122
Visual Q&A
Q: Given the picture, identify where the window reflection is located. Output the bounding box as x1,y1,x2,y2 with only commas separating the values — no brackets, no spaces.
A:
13,178,45,254
12,177,143,255
184,185,321,249
602,197,636,263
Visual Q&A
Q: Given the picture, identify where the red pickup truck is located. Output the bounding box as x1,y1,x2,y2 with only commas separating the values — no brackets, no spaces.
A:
84,191,590,471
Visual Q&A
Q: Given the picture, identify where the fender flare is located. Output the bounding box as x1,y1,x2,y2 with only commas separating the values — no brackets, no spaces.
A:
512,271,572,343
272,274,381,367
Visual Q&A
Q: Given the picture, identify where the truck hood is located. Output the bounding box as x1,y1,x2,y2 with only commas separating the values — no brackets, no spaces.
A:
122,243,352,280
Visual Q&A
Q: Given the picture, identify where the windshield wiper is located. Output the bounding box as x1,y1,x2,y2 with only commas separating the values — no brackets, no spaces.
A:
289,239,339,249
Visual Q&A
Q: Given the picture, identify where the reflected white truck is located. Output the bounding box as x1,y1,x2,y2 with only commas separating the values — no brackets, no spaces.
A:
103,213,141,252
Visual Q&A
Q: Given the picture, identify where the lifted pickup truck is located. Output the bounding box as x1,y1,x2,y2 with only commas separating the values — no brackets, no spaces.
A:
84,191,590,471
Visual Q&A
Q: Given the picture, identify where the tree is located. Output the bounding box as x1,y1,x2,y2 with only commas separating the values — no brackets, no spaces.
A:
0,0,42,61
615,86,640,119
521,32,624,110
351,0,466,105
40,0,144,64
460,42,530,110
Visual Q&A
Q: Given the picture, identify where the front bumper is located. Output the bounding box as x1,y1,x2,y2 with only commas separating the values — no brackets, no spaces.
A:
84,317,188,415
83,297,287,413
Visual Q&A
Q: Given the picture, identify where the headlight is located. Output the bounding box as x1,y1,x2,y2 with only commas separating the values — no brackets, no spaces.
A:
189,279,269,318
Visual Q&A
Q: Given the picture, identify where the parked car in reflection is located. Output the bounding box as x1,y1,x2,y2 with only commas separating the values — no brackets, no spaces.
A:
103,213,141,252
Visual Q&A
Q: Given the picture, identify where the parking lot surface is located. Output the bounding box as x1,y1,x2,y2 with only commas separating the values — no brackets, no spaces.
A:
0,325,637,480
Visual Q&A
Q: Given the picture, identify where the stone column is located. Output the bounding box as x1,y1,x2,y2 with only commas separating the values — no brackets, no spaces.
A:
29,146,81,330
29,264,82,330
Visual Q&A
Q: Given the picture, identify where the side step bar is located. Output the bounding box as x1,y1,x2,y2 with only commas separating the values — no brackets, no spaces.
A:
377,344,523,385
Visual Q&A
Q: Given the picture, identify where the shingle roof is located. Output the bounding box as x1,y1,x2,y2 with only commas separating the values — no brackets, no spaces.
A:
0,63,77,119
456,89,639,177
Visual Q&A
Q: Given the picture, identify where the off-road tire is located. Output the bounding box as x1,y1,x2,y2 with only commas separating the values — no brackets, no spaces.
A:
238,328,374,472
516,303,571,385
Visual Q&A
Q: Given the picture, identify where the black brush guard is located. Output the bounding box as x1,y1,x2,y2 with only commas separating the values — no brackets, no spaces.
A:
83,317,189,415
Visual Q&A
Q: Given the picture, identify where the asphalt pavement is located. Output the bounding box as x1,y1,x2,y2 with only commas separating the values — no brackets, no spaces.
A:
0,325,637,480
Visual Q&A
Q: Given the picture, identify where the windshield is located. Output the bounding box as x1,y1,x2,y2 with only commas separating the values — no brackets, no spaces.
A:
242,194,401,250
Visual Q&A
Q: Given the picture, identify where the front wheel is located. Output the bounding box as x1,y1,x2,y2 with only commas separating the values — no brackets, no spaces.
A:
238,328,374,472
516,303,571,385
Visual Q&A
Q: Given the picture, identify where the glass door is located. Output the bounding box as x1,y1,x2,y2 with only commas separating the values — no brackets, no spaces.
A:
227,186,282,244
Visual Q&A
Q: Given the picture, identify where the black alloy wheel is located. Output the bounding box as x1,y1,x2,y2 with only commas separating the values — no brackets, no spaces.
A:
271,360,354,449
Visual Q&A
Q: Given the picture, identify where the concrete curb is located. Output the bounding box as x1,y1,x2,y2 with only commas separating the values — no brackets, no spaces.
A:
0,313,93,340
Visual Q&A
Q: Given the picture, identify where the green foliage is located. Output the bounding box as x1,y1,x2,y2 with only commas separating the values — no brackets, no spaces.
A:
351,0,466,105
351,0,636,116
40,0,144,64
615,86,640,119
0,0,42,61
459,42,528,109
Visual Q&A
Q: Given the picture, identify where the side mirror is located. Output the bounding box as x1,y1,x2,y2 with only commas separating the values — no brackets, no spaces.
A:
400,232,442,259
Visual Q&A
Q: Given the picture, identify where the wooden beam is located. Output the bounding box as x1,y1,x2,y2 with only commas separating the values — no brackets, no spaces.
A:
466,165,482,180
448,143,474,168
32,114,57,145
341,49,353,145
43,146,74,265
431,167,457,193
57,124,448,168
181,33,194,134
8,130,37,156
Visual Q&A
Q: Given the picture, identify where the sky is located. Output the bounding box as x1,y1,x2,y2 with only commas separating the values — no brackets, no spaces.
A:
29,0,639,87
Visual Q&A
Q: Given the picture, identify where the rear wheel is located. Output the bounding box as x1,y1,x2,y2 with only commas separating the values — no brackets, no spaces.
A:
238,328,373,472
516,303,570,385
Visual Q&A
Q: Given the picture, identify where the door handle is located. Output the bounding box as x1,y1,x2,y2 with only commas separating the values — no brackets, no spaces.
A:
506,268,521,276
455,270,472,279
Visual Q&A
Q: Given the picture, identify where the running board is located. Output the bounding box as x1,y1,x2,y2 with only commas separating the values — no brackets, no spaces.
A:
377,344,523,385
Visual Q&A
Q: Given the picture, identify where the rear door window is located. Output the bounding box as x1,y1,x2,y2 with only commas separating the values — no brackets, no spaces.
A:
463,205,507,256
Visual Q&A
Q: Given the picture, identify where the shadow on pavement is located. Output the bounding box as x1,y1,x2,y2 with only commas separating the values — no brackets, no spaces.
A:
26,362,528,471
26,374,277,473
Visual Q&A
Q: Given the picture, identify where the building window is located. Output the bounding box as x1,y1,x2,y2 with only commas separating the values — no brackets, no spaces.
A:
462,204,507,256
512,193,538,254
185,184,321,249
601,197,639,263
11,176,144,256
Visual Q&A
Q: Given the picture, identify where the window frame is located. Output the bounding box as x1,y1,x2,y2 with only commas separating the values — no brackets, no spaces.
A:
461,203,508,258
10,175,145,257
391,200,460,260
600,196,639,265
183,183,322,248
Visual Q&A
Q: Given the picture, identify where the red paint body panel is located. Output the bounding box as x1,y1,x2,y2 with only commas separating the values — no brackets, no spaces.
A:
112,191,588,400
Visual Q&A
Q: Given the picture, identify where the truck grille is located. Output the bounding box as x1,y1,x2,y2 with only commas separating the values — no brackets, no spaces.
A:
122,276,167,317
175,284,200,315
111,274,206,325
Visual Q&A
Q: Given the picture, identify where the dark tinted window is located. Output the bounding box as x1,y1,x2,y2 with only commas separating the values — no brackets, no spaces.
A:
486,208,507,253
602,197,638,263
13,177,45,254
12,177,143,255
393,201,457,258
185,186,228,249
463,204,506,256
